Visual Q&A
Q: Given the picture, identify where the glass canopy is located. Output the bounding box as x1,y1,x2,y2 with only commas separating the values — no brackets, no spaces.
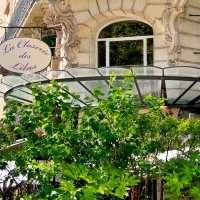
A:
0,66,200,113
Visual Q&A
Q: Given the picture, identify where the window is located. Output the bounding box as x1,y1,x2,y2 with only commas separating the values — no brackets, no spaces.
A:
42,28,56,57
97,21,153,67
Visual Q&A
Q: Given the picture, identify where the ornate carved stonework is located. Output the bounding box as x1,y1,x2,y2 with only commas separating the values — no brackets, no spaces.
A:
44,0,80,67
163,0,189,66
31,28,41,39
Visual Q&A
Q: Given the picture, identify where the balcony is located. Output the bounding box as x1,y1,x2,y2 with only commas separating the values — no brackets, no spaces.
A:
5,0,37,40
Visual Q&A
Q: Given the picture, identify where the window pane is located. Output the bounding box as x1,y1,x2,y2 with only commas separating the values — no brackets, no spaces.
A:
42,35,56,56
165,67,200,77
98,41,106,67
176,82,200,104
99,21,153,38
110,40,143,66
147,38,153,65
137,80,161,97
166,80,193,104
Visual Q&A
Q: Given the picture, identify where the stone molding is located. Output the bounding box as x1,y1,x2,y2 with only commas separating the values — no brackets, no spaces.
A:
44,0,80,67
42,0,186,68
163,0,189,66
31,28,41,39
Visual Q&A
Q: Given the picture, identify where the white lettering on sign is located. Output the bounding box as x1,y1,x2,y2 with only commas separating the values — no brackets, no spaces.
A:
0,38,52,74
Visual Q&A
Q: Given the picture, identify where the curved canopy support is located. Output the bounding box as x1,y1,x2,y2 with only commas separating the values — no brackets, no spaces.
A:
0,66,200,113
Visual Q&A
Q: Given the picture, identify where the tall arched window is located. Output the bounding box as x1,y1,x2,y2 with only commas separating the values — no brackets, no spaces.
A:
97,21,153,67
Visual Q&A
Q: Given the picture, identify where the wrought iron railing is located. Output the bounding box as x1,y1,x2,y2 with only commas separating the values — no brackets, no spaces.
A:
5,0,37,40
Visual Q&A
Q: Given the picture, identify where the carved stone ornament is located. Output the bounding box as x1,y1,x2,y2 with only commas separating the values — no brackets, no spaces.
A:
163,0,189,66
44,0,80,67
31,28,41,39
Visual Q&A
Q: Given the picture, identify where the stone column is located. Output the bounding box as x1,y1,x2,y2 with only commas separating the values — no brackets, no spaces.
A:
163,0,189,66
46,0,80,68
31,28,41,40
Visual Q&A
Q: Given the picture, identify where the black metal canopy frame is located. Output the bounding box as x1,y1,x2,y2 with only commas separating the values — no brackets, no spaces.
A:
0,66,200,114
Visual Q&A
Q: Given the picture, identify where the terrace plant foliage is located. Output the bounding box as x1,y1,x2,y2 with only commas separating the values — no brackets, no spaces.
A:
0,78,199,200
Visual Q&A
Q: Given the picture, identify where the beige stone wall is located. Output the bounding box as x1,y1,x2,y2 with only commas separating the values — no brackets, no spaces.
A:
178,0,200,67
72,0,200,68
1,0,200,68
0,0,9,41
70,0,169,68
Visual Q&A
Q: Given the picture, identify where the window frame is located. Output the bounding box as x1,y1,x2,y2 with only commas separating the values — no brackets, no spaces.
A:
97,35,154,67
96,19,154,68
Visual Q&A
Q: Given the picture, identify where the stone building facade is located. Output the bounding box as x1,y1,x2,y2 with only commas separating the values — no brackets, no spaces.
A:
0,0,199,119
0,0,200,69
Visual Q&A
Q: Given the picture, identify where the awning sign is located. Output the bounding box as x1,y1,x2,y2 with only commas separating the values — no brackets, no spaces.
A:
0,38,52,74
